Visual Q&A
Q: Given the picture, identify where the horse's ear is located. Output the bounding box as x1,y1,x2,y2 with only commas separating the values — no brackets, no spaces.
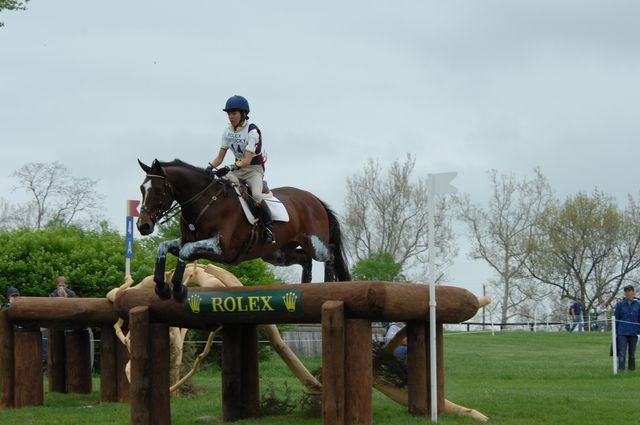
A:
138,159,151,173
151,159,165,176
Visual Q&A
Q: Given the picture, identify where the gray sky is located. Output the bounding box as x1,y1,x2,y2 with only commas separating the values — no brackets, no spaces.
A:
2,1,639,296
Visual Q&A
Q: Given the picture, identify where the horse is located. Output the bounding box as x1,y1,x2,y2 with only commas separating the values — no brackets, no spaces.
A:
136,159,351,301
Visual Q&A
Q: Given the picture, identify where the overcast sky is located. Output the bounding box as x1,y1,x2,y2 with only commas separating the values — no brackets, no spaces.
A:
2,1,639,296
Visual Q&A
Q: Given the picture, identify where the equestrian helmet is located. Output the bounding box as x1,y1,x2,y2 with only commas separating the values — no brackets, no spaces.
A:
223,95,250,113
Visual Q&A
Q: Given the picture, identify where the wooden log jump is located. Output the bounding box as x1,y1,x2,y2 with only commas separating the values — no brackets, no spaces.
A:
114,281,479,327
1,297,126,408
0,281,484,425
114,281,479,425
7,297,118,328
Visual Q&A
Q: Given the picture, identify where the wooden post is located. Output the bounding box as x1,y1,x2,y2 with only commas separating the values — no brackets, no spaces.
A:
0,310,15,409
222,324,242,422
433,322,445,414
322,300,345,425
222,324,259,422
407,321,428,416
407,321,445,417
116,323,130,402
344,319,372,425
48,329,66,393
241,324,259,418
66,329,92,394
130,306,150,425
100,324,118,403
149,323,170,425
14,327,43,407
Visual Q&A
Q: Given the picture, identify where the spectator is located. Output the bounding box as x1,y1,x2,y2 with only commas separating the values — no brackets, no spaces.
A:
614,285,640,371
3,287,19,308
49,276,76,298
597,303,608,332
569,298,584,332
385,322,407,360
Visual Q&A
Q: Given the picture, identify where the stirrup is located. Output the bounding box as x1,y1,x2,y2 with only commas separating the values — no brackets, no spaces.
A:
263,227,275,244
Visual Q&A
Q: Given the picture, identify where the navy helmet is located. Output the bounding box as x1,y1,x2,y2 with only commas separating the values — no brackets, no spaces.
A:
7,287,19,298
223,95,250,113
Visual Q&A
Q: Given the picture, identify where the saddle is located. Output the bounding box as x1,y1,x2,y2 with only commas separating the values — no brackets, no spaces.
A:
223,174,271,207
221,174,289,224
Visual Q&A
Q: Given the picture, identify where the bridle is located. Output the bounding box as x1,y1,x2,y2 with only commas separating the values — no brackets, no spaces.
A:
141,173,226,228
139,174,175,224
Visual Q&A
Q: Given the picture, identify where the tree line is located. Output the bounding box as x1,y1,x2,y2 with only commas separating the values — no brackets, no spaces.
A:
345,158,640,325
3,158,639,326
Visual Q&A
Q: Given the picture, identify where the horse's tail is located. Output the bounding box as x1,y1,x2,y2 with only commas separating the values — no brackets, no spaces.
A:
320,200,351,281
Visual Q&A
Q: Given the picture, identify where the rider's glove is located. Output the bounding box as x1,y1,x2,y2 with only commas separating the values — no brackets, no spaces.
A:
214,166,231,177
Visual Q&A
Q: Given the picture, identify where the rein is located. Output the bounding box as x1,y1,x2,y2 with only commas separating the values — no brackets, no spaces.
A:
148,174,222,227
183,184,227,231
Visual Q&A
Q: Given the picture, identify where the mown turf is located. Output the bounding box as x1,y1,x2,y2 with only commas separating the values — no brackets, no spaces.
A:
0,331,633,424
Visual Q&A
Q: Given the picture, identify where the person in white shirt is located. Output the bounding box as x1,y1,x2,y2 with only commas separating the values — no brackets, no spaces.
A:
208,95,274,244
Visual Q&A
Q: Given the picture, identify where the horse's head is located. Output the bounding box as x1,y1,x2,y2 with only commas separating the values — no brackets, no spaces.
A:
137,159,175,235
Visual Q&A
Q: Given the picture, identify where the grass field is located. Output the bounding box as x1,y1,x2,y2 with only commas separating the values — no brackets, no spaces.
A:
0,331,635,424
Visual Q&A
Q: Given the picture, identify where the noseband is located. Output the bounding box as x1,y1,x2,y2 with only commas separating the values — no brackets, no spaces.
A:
140,174,176,224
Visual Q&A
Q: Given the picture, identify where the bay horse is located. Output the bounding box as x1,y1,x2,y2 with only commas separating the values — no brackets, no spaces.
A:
136,159,351,301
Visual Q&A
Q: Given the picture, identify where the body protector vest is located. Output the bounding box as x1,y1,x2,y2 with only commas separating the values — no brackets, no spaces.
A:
224,123,265,167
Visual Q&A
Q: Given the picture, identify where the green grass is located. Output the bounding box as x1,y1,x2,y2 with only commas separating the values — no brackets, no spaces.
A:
0,331,634,424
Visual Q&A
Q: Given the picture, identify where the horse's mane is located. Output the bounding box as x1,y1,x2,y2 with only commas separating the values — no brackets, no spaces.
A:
157,159,207,174
155,159,232,194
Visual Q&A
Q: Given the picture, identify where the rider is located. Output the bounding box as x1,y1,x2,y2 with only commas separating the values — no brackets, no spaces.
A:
208,95,275,244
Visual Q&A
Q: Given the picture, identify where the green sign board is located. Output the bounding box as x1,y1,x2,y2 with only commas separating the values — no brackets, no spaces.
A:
184,289,302,316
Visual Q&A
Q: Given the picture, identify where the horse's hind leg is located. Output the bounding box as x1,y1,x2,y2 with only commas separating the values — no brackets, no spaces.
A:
301,256,312,283
155,239,182,299
262,247,312,283
299,235,335,282
324,261,336,282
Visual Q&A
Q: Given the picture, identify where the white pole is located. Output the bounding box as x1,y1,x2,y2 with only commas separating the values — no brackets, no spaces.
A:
125,257,131,276
612,316,617,375
427,174,438,422
489,310,495,336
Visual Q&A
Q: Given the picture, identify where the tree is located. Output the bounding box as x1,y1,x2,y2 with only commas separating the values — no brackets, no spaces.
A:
351,251,404,281
7,161,103,230
455,168,554,325
343,154,456,281
526,191,640,315
0,0,29,27
0,222,156,300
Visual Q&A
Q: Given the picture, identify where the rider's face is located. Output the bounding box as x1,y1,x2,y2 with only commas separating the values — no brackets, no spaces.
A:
227,111,242,128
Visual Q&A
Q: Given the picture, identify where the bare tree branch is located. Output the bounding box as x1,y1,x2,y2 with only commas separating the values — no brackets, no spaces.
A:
7,161,104,230
343,154,456,280
455,168,554,324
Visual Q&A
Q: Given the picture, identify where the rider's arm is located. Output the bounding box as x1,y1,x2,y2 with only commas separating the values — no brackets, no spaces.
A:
210,147,228,168
234,150,253,169
234,129,259,169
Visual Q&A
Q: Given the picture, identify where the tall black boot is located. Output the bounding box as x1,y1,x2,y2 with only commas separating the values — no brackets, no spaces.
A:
258,201,275,244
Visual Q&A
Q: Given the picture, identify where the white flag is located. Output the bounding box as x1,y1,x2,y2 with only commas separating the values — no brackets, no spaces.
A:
430,172,457,195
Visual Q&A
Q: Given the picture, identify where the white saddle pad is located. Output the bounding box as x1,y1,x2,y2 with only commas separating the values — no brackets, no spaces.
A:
234,187,290,224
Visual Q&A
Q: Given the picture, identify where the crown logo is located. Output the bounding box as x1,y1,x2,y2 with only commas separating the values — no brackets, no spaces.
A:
283,292,298,313
188,294,201,313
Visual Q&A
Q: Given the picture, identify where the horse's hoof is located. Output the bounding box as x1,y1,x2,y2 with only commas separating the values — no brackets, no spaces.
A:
173,285,188,303
155,284,172,300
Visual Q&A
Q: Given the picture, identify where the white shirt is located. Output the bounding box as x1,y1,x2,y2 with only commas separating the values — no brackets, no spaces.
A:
220,121,261,161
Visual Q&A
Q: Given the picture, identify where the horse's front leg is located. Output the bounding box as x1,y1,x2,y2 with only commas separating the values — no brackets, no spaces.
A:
171,236,222,302
155,238,182,299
